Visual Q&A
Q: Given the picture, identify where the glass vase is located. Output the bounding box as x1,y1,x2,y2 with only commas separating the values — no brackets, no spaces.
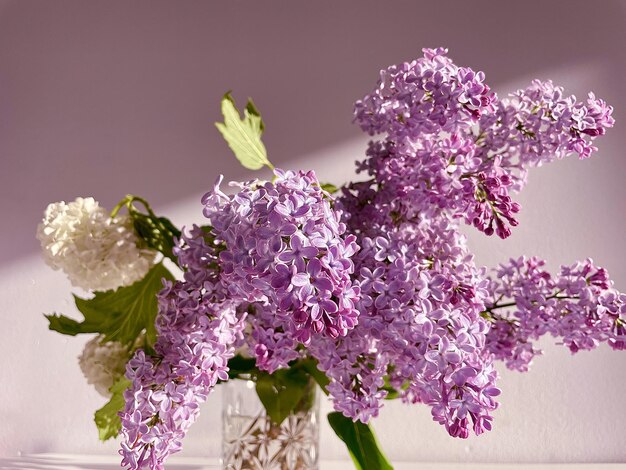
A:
222,376,320,470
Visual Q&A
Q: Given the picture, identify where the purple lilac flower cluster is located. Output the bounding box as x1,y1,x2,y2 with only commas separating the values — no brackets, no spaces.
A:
354,46,495,138
484,257,626,372
120,171,361,468
119,228,246,469
118,47,621,467
309,221,500,436
315,47,616,438
202,169,360,347
350,48,614,239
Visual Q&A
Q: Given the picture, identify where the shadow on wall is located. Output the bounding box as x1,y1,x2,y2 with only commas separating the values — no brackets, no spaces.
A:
0,0,625,265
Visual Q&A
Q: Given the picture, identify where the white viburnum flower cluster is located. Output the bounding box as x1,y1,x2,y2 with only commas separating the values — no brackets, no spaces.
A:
36,197,156,292
78,335,129,398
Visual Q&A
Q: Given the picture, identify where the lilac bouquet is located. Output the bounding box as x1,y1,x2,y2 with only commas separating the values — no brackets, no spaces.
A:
39,48,624,470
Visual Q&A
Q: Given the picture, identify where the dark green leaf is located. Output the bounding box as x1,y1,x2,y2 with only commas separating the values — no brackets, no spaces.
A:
94,377,130,441
131,212,180,262
227,354,258,379
255,367,310,425
45,314,92,336
110,195,181,262
46,263,174,346
299,358,330,394
215,92,273,171
328,412,394,470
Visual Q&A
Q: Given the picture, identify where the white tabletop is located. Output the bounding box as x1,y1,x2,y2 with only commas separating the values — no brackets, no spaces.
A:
0,454,624,470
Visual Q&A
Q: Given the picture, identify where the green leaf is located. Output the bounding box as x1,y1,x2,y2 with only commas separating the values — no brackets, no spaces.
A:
382,375,408,400
131,212,181,263
300,358,330,394
45,314,89,337
227,354,258,380
255,367,310,425
215,92,273,171
94,377,130,441
383,386,400,400
320,183,339,194
46,263,174,346
111,195,181,263
328,412,394,470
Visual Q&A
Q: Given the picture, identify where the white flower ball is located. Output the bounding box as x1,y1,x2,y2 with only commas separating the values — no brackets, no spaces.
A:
36,197,155,292
78,335,129,398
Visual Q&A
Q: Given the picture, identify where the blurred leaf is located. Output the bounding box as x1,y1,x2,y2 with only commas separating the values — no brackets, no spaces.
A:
320,183,339,194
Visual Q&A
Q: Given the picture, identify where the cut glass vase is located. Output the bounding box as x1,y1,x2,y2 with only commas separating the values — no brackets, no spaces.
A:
222,377,320,470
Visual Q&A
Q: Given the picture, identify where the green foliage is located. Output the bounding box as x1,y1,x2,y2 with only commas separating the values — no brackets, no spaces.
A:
45,263,174,346
382,374,408,400
383,386,400,400
228,356,393,469
327,412,394,470
111,195,181,263
215,92,274,171
226,354,258,380
94,377,130,441
300,358,330,393
131,212,180,262
320,182,339,194
255,367,311,426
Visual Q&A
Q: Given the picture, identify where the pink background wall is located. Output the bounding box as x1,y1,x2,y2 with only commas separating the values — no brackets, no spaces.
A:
1,0,625,464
